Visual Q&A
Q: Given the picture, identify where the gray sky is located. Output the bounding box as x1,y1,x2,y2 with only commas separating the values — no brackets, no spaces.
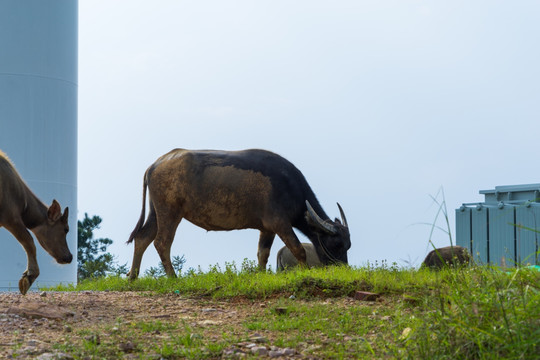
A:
78,0,540,273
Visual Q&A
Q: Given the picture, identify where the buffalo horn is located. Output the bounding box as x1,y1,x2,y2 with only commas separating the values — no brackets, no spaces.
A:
337,203,348,228
306,200,337,235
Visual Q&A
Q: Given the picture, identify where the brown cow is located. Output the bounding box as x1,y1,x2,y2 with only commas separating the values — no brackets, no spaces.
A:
0,150,72,294
421,245,471,269
127,148,351,278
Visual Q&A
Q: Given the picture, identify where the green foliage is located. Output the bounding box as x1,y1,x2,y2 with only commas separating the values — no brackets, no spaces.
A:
77,213,127,280
144,255,186,278
404,266,540,359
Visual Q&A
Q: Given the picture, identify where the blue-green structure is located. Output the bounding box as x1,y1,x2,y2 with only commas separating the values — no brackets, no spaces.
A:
456,184,540,266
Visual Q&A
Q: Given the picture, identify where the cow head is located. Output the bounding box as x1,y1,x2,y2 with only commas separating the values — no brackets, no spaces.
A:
31,200,73,264
305,201,350,265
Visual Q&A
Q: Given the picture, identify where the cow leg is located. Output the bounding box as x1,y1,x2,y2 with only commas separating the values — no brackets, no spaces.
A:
257,231,275,270
5,221,40,295
276,227,307,267
128,210,158,280
153,216,182,278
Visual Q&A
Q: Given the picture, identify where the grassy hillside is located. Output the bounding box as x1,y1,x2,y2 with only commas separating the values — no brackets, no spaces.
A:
50,263,539,359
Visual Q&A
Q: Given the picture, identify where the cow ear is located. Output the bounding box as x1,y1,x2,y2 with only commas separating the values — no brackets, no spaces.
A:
61,207,69,223
48,200,62,222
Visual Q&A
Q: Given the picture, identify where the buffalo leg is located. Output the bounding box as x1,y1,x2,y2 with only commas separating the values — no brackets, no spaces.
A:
128,211,158,280
257,231,275,270
153,216,182,277
5,221,40,295
276,227,307,267
128,234,154,280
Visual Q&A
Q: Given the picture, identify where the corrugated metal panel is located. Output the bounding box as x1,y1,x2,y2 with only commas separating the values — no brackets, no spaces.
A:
515,204,540,265
455,206,471,252
456,184,540,267
488,204,516,267
480,184,540,204
471,205,489,264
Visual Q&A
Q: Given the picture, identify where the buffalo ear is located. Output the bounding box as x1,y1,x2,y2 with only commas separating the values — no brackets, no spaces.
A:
48,200,62,222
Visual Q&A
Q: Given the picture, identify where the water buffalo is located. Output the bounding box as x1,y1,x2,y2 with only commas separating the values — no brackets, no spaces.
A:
276,242,322,271
0,150,72,295
421,245,471,269
127,148,351,278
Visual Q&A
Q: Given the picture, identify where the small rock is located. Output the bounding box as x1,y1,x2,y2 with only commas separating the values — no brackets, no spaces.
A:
40,291,47,297
354,291,380,301
289,295,296,300
283,348,295,356
7,301,75,320
251,346,268,356
123,354,141,360
197,320,221,326
19,345,41,355
400,327,412,341
201,308,218,313
27,339,40,347
305,344,322,352
273,307,288,315
36,353,73,360
119,341,136,352
269,350,283,357
63,325,72,333
249,334,268,343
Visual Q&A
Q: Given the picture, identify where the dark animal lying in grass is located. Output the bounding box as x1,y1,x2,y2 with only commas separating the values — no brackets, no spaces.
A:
276,242,322,271
421,246,471,269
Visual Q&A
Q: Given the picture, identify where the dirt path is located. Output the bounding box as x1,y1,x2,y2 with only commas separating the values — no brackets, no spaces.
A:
0,291,330,359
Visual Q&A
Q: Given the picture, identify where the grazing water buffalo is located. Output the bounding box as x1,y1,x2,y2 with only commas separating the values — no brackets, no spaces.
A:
0,150,72,295
127,148,351,278
276,242,322,271
421,246,471,269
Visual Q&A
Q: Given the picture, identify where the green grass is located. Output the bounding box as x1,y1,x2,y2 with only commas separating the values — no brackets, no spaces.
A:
49,263,540,359
56,262,435,298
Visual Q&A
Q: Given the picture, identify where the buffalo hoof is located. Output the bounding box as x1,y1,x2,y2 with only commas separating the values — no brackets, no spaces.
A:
18,275,30,295
126,270,138,281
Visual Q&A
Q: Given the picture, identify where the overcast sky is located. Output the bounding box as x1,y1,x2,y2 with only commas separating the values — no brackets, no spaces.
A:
78,1,540,273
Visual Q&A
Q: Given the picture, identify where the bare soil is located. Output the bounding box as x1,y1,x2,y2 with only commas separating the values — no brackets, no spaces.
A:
0,291,354,359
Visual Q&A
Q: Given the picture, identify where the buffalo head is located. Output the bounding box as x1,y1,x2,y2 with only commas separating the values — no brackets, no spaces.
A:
305,201,350,265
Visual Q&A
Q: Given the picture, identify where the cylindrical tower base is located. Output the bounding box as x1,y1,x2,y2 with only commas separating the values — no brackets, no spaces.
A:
0,0,78,291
